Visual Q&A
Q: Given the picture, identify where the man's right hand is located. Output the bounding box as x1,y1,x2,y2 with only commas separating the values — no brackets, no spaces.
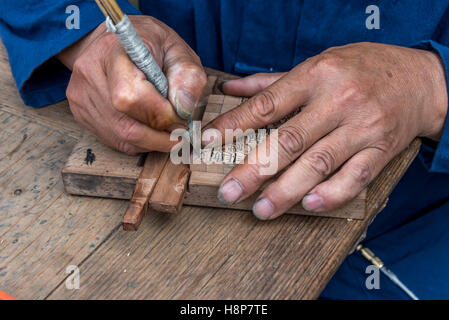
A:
58,15,207,154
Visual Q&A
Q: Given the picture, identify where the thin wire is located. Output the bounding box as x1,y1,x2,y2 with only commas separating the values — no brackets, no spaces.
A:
380,267,419,300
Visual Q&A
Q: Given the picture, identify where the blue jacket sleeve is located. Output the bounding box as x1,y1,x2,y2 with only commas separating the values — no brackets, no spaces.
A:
413,40,449,173
0,0,140,108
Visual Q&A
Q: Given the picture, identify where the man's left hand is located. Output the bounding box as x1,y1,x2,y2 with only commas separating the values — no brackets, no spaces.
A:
203,42,448,220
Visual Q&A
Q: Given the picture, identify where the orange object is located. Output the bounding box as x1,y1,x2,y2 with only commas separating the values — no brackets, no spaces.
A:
0,290,15,300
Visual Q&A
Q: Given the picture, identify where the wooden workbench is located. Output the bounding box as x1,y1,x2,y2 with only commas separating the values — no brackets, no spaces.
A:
0,43,420,300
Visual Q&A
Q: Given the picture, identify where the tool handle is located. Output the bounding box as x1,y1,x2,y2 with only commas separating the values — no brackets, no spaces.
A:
106,15,169,98
357,244,384,268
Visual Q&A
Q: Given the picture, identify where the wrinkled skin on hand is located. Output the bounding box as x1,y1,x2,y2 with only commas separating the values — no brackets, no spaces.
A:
58,15,207,154
204,42,448,220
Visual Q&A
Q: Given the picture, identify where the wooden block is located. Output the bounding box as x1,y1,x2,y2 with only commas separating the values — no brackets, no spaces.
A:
221,103,239,114
206,150,224,174
62,134,422,220
122,152,168,231
202,112,219,127
63,133,366,220
61,132,141,199
149,160,190,214
184,171,367,219
223,95,243,106
190,160,207,172
222,96,243,113
205,103,222,113
208,94,225,104
206,164,223,174
223,165,233,174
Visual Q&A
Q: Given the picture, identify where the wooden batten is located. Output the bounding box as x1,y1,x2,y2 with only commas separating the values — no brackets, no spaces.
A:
122,152,168,230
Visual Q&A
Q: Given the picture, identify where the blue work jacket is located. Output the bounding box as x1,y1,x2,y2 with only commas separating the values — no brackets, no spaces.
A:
1,0,449,299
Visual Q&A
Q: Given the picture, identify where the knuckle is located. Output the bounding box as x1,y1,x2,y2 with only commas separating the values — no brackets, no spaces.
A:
332,81,366,107
375,137,397,154
308,53,343,76
172,61,208,93
373,109,392,128
67,100,84,123
357,106,388,131
187,65,207,85
240,164,265,188
179,61,205,78
111,86,138,113
220,110,245,130
66,86,77,103
320,191,347,211
277,125,308,160
72,58,89,79
147,16,170,38
117,141,140,155
196,71,208,89
249,90,277,122
304,148,337,177
114,116,141,143
351,161,372,186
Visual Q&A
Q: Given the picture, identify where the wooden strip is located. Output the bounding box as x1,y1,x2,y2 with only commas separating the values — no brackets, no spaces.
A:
122,152,168,231
149,160,190,214
366,138,421,215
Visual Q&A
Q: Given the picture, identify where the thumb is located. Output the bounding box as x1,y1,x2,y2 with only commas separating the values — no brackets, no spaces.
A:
222,72,285,97
163,40,208,120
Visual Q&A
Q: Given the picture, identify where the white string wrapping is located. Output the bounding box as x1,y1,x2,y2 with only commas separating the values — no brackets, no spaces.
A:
106,15,168,98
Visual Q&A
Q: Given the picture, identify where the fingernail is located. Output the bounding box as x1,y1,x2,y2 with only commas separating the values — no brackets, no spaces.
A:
253,197,274,220
202,128,220,146
218,178,243,205
302,193,324,211
217,80,228,93
175,90,196,120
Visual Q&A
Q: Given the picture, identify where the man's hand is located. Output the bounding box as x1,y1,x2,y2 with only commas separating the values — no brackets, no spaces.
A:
58,15,207,154
204,42,448,220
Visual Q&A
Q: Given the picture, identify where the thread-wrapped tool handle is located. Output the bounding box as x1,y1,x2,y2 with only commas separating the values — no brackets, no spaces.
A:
106,15,168,98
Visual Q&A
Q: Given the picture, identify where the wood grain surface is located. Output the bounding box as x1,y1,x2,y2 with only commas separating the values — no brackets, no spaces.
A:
0,42,420,300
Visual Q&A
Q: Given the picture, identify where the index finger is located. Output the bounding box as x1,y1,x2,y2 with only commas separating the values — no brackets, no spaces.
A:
106,48,184,131
202,69,312,146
